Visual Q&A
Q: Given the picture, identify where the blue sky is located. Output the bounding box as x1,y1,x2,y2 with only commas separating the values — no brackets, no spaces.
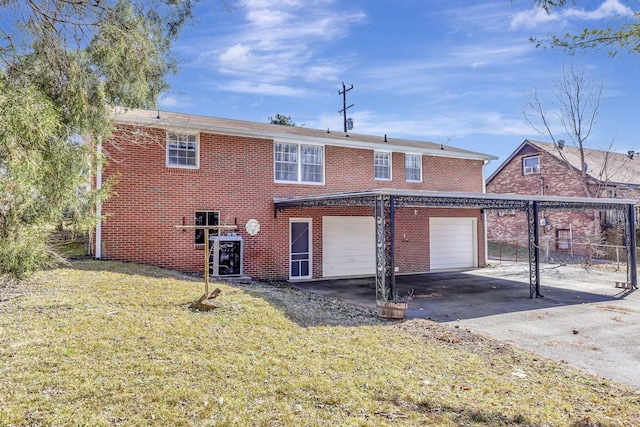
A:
160,0,640,175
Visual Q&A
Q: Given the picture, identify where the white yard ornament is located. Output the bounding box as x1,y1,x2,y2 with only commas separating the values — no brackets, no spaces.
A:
245,219,260,236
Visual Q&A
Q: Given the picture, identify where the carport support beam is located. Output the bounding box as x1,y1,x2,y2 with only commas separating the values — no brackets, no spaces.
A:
389,196,396,298
374,195,395,302
526,201,542,298
627,204,637,289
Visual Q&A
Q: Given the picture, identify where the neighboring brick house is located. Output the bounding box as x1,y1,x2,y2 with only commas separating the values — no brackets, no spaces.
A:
93,108,497,281
486,140,640,256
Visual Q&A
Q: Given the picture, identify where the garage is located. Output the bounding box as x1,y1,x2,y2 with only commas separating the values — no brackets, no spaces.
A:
322,216,375,278
429,217,477,270
275,189,637,297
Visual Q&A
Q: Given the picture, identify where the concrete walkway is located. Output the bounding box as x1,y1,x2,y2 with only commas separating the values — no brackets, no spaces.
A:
291,262,640,389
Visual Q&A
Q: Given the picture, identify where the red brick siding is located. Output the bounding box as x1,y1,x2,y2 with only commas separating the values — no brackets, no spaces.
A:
98,125,486,279
486,148,597,249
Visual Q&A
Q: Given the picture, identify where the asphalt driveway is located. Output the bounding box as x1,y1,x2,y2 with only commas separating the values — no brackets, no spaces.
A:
290,262,640,389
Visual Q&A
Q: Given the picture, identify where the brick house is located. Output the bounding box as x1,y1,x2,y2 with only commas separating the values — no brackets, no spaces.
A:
486,140,640,257
93,108,498,281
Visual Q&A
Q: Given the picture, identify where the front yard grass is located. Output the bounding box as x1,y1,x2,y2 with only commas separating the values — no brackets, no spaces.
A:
1,260,639,426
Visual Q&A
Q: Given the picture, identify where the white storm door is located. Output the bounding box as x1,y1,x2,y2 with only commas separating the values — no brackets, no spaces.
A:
290,219,311,279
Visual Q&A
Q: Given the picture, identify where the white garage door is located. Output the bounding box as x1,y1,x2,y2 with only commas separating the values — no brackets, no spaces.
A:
323,216,375,278
429,217,477,270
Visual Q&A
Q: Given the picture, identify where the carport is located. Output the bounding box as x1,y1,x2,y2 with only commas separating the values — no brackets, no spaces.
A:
274,189,637,300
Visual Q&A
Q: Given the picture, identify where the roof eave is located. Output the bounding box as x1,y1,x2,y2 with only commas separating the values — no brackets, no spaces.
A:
113,111,496,162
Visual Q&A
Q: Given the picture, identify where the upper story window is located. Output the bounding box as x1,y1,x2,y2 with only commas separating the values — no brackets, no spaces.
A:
405,154,422,182
274,143,324,184
167,132,198,168
374,151,391,180
522,156,540,175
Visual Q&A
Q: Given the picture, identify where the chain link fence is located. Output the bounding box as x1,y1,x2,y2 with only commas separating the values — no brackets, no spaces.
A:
488,237,637,268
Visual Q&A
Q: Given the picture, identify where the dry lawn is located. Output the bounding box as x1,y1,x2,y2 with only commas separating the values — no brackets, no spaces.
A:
1,260,640,426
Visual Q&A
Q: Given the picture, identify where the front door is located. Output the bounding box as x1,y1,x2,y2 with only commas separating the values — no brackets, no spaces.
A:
290,219,311,279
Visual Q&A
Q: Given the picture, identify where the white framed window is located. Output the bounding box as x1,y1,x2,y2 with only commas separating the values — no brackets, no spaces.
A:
523,156,540,175
405,154,421,182
374,151,391,180
274,143,324,184
556,229,571,250
167,132,198,168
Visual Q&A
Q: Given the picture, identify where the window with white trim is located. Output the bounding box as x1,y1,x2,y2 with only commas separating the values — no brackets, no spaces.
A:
374,151,391,180
301,145,323,182
405,154,421,182
522,156,540,175
194,211,219,245
556,229,571,250
274,143,324,183
167,133,198,168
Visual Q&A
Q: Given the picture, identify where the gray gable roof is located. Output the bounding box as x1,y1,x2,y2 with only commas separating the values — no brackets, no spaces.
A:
113,108,497,162
487,139,640,187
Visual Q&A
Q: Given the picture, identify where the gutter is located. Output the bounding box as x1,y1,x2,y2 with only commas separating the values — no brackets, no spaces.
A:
95,140,102,259
113,112,497,163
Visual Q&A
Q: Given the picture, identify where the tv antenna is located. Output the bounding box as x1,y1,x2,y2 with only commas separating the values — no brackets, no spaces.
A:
338,82,354,132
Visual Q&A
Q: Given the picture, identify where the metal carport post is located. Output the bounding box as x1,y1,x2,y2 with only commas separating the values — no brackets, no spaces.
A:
526,201,542,298
627,203,638,288
374,194,395,302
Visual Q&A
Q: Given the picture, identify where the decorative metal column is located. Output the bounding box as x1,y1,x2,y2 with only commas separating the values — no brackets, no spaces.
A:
374,195,395,301
526,201,543,298
626,203,638,289
389,196,396,298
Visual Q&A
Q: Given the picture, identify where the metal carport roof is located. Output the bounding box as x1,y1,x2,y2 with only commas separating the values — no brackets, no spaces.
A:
274,189,638,301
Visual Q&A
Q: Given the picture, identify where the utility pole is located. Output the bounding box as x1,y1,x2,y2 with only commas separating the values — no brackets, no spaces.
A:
338,82,354,132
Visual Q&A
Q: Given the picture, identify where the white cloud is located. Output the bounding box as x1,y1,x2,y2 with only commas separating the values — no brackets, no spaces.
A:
451,42,533,68
511,0,635,30
310,109,530,142
219,44,253,67
353,37,533,99
159,94,193,109
197,0,366,96
510,7,559,30
221,80,308,96
565,0,634,20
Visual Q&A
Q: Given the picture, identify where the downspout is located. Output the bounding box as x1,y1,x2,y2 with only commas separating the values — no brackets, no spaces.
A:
95,139,102,259
482,160,489,266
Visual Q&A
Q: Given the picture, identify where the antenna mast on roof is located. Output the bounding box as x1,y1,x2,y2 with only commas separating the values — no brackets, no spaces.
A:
338,82,354,132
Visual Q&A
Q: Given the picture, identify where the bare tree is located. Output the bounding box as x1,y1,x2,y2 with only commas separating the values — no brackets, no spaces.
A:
523,63,608,198
522,64,627,254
